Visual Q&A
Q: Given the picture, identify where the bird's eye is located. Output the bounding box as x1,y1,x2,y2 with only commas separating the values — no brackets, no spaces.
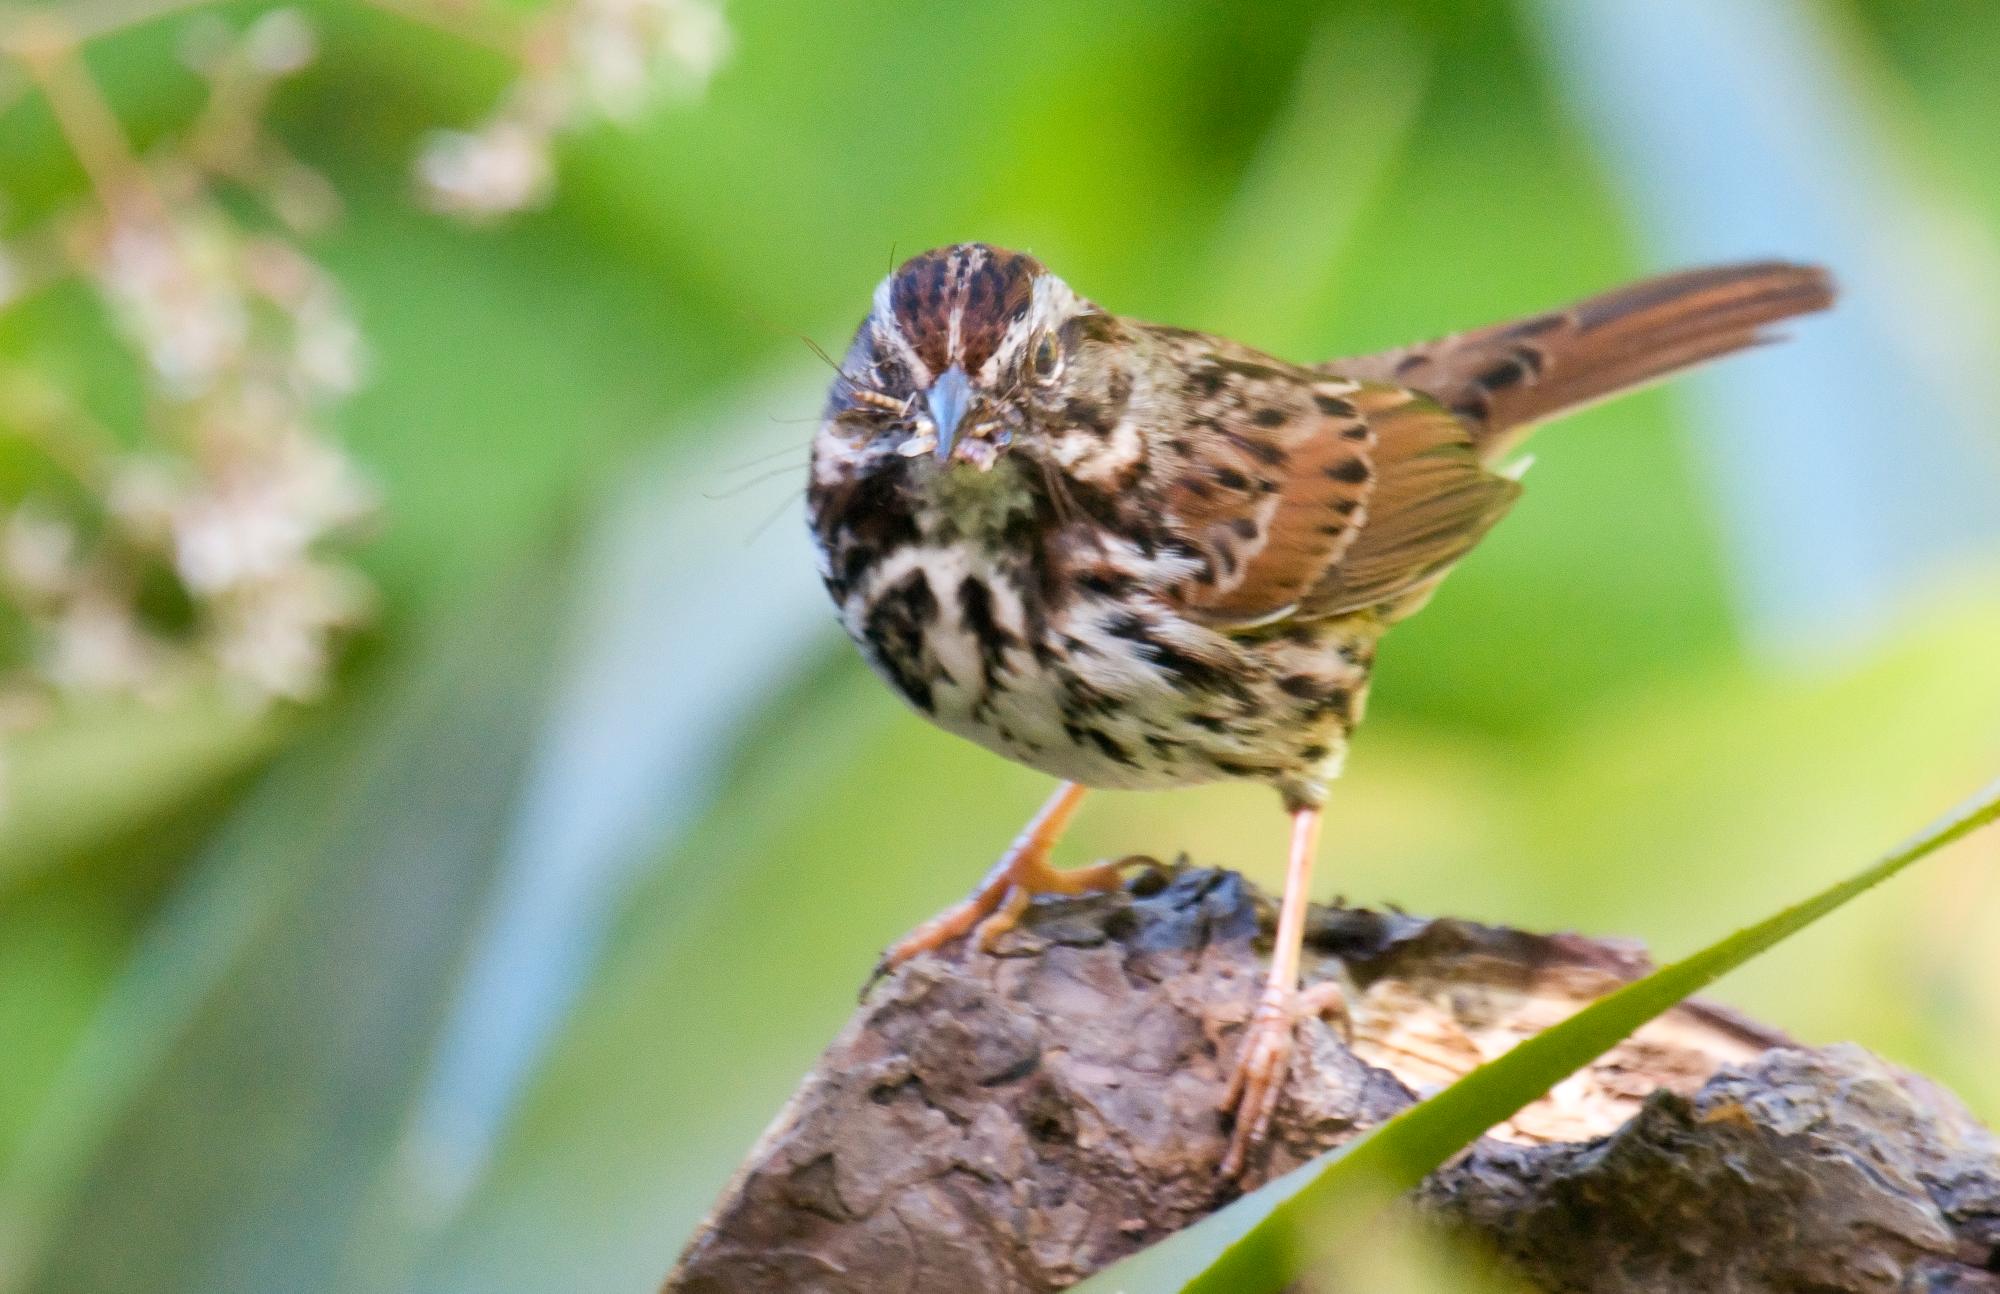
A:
1030,332,1060,379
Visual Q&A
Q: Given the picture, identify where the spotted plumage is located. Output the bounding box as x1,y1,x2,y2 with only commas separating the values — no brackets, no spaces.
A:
807,242,1834,1176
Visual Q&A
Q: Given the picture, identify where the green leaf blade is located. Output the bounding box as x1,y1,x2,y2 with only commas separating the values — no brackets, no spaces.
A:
1162,775,2000,1294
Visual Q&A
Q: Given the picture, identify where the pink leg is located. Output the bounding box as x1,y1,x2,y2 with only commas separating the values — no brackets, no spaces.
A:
1219,804,1328,1178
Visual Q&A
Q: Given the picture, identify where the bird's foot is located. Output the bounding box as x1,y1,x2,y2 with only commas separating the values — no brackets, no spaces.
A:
865,851,1142,996
967,854,1141,950
1219,979,1349,1179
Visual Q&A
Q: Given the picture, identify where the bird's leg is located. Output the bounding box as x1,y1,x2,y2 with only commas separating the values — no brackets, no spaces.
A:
1219,803,1326,1179
870,782,1136,986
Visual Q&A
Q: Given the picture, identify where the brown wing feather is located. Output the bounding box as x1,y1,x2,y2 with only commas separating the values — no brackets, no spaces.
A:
1162,368,1516,627
1166,263,1830,631
1325,261,1835,460
1296,386,1520,621
1224,398,1376,618
1152,335,1379,625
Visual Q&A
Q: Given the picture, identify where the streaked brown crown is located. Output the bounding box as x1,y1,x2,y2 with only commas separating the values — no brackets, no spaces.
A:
885,244,1043,377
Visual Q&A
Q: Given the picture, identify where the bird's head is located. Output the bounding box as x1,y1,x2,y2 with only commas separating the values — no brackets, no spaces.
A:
816,243,1124,478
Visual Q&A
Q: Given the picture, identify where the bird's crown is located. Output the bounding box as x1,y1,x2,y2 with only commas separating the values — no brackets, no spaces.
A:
873,243,1048,385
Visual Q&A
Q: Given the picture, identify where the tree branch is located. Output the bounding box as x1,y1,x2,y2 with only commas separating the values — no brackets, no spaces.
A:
664,865,2000,1293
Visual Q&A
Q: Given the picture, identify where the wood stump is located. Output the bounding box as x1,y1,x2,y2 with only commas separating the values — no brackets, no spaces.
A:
666,865,2000,1293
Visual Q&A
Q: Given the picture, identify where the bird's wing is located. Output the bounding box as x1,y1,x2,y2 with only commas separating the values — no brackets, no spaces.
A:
1152,331,1518,628
1167,263,1833,629
1292,385,1520,621
1149,340,1379,626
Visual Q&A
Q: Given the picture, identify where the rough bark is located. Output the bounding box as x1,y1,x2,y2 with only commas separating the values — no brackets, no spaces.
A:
664,864,2000,1293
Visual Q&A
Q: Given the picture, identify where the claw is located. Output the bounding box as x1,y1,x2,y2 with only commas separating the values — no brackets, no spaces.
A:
1218,976,1350,1178
864,876,1013,1000
862,782,1147,996
867,850,1148,998
1219,987,1299,1179
858,952,900,1002
972,884,1034,952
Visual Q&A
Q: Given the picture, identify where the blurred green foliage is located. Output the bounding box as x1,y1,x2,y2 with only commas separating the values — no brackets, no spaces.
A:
2,1,1998,1292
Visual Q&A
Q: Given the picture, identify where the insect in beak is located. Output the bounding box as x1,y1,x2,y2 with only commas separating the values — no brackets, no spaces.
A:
924,364,972,464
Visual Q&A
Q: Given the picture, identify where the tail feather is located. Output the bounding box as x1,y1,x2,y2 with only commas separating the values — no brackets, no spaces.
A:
1325,262,1836,460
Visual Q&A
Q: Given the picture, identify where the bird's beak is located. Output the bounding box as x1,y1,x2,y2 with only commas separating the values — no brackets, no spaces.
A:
924,364,972,464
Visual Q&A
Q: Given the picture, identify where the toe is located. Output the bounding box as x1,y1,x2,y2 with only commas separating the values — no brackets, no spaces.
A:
1218,996,1302,1178
971,885,1032,951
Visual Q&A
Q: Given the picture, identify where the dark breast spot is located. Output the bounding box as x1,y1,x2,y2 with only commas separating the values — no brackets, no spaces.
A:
956,575,1021,691
1083,727,1136,767
1105,612,1252,703
862,568,941,713
810,469,920,600
1276,675,1355,723
812,469,918,560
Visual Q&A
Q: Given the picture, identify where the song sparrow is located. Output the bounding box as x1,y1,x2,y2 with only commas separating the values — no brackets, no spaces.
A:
806,243,1833,1176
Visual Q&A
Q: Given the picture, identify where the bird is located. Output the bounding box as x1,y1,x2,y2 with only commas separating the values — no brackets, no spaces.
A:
805,243,1833,1177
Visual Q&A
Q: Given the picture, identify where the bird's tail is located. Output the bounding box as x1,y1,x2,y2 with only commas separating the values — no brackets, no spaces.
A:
1327,262,1836,461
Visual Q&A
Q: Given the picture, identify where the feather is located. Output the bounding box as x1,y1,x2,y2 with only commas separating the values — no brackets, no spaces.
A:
1150,332,1378,625
1325,261,1835,460
1296,387,1519,620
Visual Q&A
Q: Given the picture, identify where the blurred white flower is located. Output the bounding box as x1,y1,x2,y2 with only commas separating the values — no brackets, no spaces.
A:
417,121,555,221
291,282,367,396
173,427,375,595
571,0,728,118
570,20,652,122
94,214,251,398
0,0,728,738
240,237,368,397
662,0,729,78
208,559,373,701
0,9,379,729
243,8,316,76
104,458,186,545
418,0,726,219
1,508,81,602
44,591,165,694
